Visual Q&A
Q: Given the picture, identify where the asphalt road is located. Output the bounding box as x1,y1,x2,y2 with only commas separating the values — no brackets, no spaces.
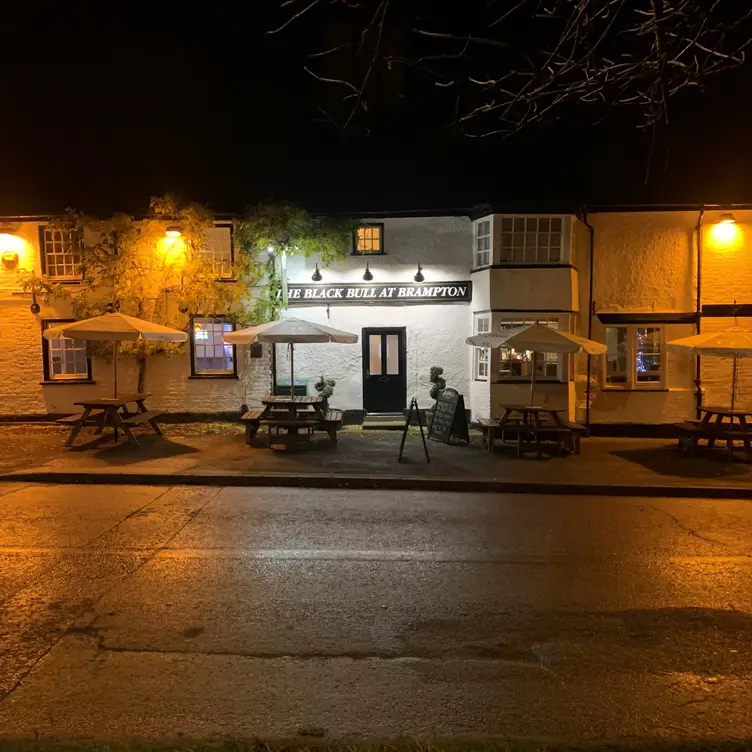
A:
0,482,751,743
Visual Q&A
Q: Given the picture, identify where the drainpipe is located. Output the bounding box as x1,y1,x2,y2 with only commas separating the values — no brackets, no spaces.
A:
581,208,595,427
695,206,705,418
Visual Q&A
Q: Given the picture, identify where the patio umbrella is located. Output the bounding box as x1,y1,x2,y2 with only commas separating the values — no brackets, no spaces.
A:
223,318,358,397
43,313,188,398
466,323,606,405
666,327,752,410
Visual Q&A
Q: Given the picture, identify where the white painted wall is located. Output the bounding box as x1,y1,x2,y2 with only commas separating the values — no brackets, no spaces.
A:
278,215,473,412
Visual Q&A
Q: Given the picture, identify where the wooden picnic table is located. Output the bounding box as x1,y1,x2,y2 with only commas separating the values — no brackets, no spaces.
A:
62,393,163,448
480,404,586,457
701,406,752,455
241,395,342,448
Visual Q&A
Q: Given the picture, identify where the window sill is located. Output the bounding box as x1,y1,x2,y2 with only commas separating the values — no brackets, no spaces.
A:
40,379,95,386
601,386,668,392
189,374,239,380
493,379,563,384
350,251,385,257
45,278,83,285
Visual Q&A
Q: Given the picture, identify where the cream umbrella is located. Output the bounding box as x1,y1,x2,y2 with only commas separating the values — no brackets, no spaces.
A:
667,327,752,411
43,313,188,398
466,323,606,405
224,318,358,397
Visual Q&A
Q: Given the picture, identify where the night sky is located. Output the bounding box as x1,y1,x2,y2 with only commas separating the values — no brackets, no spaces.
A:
3,1,752,217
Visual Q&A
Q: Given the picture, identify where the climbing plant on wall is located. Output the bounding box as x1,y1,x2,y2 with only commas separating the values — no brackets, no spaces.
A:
234,202,354,324
19,195,241,393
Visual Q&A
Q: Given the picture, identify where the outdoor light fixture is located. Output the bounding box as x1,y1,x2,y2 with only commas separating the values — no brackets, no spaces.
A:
165,224,183,238
267,245,275,258
311,263,322,282
363,263,373,281
720,212,736,224
414,264,424,283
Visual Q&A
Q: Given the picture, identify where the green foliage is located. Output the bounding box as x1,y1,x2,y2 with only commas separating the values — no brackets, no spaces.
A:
315,375,336,400
234,202,353,324
429,366,446,400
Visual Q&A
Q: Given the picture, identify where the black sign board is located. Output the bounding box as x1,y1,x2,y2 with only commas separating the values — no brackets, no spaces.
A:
429,388,470,445
398,397,430,464
278,281,472,306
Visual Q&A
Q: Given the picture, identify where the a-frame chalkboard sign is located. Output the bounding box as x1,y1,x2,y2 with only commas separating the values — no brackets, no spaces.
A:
398,397,430,463
428,388,470,445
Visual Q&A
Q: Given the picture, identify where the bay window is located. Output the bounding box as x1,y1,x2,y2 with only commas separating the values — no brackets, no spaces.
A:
499,216,564,264
474,219,491,268
498,319,561,380
474,315,490,381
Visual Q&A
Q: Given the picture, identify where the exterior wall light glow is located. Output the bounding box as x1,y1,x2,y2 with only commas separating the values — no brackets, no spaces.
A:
720,212,736,224
710,218,742,249
311,263,322,282
165,225,182,238
267,245,275,258
363,263,373,281
414,264,424,283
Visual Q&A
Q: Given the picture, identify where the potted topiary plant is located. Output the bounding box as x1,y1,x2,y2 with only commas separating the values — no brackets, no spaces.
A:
429,366,446,406
315,374,336,410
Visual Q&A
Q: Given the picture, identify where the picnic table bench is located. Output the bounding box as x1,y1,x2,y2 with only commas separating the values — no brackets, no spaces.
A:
241,396,343,448
675,407,752,457
58,393,163,448
481,406,588,457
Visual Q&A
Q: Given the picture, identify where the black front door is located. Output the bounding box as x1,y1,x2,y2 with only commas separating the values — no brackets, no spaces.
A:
362,327,407,413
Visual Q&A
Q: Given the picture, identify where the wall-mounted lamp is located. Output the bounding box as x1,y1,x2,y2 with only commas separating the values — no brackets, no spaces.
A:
414,264,424,283
311,263,322,282
720,212,736,224
165,224,183,238
267,245,275,258
29,294,40,315
363,263,373,282
2,250,19,269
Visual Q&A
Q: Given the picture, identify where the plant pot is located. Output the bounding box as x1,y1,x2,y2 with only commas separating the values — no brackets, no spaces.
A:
240,403,249,415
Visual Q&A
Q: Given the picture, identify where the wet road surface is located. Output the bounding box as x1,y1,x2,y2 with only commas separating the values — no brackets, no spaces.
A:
0,483,751,742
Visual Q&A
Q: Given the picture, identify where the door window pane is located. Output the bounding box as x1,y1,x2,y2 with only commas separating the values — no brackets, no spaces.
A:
386,334,399,375
369,334,382,375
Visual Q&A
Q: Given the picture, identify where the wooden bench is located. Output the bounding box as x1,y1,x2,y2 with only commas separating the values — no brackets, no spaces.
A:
479,418,502,451
674,421,711,455
57,410,104,426
317,409,343,442
118,410,163,445
240,410,263,444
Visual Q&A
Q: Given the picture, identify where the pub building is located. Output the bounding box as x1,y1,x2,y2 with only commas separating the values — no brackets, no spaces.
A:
0,206,750,428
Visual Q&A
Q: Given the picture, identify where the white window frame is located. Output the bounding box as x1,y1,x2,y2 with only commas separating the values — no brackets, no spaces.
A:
498,215,566,265
474,218,492,268
603,325,665,390
474,315,490,381
498,318,564,381
40,226,83,280
198,225,234,279
42,320,90,381
191,317,236,377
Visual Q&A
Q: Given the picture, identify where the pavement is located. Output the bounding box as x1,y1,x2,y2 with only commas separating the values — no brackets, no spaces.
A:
0,483,751,744
0,423,751,496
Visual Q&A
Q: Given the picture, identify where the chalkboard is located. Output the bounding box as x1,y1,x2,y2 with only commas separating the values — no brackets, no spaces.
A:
429,388,470,445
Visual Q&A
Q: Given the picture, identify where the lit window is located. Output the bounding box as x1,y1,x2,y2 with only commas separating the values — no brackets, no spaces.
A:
43,321,90,381
192,317,235,376
354,225,384,255
499,319,561,380
605,326,663,388
474,219,491,268
499,216,564,264
197,225,233,279
40,226,82,279
474,315,490,381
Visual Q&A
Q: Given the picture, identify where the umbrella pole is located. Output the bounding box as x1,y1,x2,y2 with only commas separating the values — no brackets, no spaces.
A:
113,340,118,399
290,343,295,398
731,355,738,412
529,351,537,406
